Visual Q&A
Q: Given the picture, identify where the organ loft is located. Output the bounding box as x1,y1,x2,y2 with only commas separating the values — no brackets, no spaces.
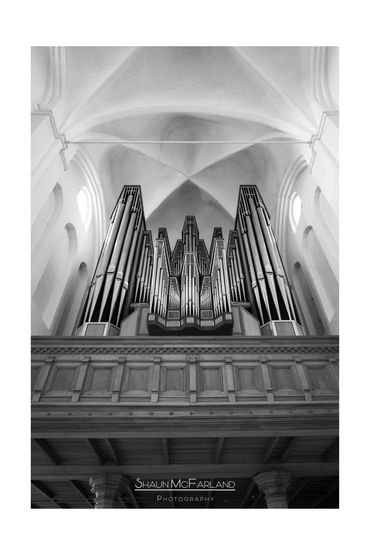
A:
76,185,303,339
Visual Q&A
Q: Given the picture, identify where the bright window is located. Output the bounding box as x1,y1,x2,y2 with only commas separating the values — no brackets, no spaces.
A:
77,186,92,231
290,193,302,231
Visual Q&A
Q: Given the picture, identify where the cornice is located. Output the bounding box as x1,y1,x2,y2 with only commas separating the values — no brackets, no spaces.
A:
31,335,339,356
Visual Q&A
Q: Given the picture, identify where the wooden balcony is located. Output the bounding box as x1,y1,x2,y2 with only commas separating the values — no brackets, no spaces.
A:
31,335,339,508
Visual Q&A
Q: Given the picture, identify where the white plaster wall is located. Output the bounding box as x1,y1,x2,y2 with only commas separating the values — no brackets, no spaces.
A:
31,118,105,335
31,47,49,107
284,159,339,335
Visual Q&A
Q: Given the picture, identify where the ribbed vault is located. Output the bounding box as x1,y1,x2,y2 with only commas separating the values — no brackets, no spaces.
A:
32,46,338,238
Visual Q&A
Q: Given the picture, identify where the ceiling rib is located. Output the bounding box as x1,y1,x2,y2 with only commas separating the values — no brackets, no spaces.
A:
68,139,310,145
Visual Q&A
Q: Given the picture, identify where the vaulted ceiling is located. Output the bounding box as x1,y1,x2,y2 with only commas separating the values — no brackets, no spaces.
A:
31,46,338,247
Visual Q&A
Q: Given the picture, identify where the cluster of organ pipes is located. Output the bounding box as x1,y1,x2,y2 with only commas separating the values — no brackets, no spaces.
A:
235,186,298,324
78,186,145,328
77,184,301,334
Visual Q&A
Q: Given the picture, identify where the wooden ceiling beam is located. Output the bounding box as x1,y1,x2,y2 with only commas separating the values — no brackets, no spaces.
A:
288,477,311,504
31,480,65,508
32,438,60,465
69,480,93,508
262,436,280,463
279,437,296,463
311,483,338,508
32,460,340,480
126,483,139,509
249,490,264,508
239,479,256,508
104,439,120,465
213,437,224,464
321,437,339,462
161,438,170,465
85,439,105,465
118,495,129,508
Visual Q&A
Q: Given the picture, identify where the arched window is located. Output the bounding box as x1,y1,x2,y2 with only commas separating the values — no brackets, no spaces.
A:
77,186,92,231
290,193,302,232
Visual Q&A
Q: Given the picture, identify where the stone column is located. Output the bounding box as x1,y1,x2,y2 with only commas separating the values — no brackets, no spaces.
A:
253,471,291,508
89,473,128,509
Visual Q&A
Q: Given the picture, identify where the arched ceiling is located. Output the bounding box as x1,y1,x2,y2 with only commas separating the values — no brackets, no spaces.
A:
32,46,338,243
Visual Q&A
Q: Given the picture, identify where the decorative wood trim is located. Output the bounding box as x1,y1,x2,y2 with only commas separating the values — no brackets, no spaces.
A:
32,357,54,402
31,336,339,357
260,359,274,402
295,359,312,401
72,358,89,403
111,357,125,403
225,358,235,402
189,356,197,403
151,357,161,403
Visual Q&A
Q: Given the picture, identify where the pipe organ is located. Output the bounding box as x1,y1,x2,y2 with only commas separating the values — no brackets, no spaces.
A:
76,184,303,337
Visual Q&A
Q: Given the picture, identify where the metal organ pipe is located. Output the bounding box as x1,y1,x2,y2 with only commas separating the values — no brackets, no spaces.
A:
248,196,281,319
221,247,232,312
234,238,247,302
239,220,265,323
102,204,136,310
85,199,127,321
135,235,147,302
114,217,141,323
255,200,297,321
229,256,238,302
231,252,241,302
99,203,137,321
149,244,160,313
